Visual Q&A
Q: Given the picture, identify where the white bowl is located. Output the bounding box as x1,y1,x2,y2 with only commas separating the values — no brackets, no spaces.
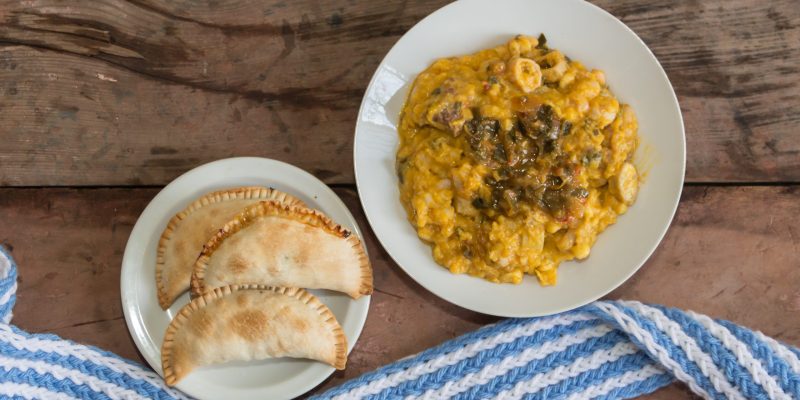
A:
121,157,370,399
354,0,685,317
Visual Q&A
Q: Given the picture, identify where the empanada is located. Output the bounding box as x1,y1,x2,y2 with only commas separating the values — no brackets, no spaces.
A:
156,187,304,309
191,201,372,299
161,285,346,386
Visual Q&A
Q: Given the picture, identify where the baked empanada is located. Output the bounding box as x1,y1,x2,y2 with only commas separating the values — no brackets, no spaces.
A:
161,285,346,385
156,187,304,309
191,201,372,299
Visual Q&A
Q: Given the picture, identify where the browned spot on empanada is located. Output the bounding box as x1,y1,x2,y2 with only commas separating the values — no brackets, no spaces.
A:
231,309,268,341
290,316,309,332
228,255,251,274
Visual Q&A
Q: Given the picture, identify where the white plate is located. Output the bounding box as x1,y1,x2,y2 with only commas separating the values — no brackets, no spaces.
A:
354,0,685,317
120,157,370,400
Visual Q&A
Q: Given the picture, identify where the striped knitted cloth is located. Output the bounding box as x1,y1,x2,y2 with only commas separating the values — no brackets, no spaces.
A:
1,247,798,399
0,247,186,400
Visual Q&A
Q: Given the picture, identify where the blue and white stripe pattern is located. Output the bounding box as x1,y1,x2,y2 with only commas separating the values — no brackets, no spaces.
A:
314,303,800,399
0,246,187,400
0,246,798,399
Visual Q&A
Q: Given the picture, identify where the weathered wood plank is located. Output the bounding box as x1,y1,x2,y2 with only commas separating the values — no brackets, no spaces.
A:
0,0,436,94
0,0,444,186
0,0,798,185
611,0,800,183
1,186,798,398
0,45,360,185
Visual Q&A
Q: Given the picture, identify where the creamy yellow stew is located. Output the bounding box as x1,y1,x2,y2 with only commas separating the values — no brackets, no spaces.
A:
396,34,640,286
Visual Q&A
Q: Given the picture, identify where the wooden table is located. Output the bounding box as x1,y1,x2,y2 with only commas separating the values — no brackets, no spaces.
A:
1,1,798,398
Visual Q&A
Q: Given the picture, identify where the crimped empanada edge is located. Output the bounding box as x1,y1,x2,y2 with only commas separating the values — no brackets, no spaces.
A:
161,284,235,386
190,201,373,299
160,285,347,386
155,187,304,310
346,234,374,298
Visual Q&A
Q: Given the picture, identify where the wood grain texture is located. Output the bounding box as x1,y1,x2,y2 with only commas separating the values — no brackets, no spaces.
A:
612,0,800,183
1,186,799,398
0,0,798,185
0,0,443,186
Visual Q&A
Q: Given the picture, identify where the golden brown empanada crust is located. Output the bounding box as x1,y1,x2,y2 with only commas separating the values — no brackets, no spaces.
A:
156,187,304,309
161,284,347,386
190,201,373,299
